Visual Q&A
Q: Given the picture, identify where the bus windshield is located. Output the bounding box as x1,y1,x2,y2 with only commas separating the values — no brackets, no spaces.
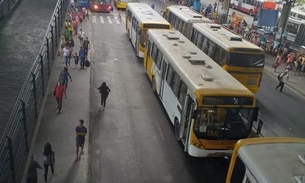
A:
121,0,133,2
193,108,253,140
228,53,264,67
97,0,111,3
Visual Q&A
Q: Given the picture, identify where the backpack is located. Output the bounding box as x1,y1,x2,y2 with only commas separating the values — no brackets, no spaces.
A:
278,73,283,81
85,59,90,67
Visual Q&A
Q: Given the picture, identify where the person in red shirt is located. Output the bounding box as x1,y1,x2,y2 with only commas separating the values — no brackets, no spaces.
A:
53,82,65,114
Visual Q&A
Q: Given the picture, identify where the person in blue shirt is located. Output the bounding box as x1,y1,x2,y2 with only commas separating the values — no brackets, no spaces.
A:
79,46,86,68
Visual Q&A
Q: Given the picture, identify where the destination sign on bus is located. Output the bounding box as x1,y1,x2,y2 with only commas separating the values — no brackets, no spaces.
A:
202,96,254,105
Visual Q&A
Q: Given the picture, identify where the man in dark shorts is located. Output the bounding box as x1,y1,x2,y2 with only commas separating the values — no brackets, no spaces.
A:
75,119,87,159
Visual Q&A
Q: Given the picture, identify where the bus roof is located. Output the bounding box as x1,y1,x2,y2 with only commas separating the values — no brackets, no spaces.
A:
237,137,305,183
147,29,254,97
193,23,264,52
166,5,213,23
127,3,170,25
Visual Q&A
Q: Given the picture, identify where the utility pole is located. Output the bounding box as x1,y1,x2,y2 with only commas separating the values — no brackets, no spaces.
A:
278,0,294,44
218,0,230,24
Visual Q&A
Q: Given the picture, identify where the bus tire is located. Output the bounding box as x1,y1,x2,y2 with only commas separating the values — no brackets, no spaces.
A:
152,77,156,93
174,119,180,141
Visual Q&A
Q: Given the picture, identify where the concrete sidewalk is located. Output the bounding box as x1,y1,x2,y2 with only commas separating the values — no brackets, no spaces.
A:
24,20,92,183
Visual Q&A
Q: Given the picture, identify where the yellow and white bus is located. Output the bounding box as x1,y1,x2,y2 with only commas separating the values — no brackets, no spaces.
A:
126,3,171,58
144,29,260,157
226,137,305,183
162,5,213,38
190,23,265,93
113,0,133,9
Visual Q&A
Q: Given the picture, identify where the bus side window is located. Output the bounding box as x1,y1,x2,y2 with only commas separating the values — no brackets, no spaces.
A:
178,81,187,105
197,33,203,50
207,41,215,58
219,48,227,66
202,36,209,54
156,49,163,70
174,17,180,30
172,72,181,97
191,29,198,45
178,19,183,33
151,44,158,63
147,40,151,56
166,64,174,86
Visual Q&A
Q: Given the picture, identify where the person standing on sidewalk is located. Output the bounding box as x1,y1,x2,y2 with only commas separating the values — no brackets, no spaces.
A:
78,28,85,45
276,70,289,92
53,82,65,113
76,119,87,159
97,82,111,109
83,37,90,57
43,143,55,183
26,156,43,183
79,46,86,68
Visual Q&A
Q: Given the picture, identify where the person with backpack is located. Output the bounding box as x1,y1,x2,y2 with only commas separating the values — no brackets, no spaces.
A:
83,37,90,57
97,82,111,109
43,143,55,183
276,69,289,92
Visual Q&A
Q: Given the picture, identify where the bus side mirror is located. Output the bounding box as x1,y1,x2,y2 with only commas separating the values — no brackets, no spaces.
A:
191,110,197,119
252,107,259,122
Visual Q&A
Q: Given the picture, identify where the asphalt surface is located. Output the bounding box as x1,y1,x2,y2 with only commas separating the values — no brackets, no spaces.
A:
0,0,58,135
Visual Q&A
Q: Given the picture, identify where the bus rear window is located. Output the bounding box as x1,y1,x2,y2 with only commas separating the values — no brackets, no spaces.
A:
228,53,264,67
143,24,170,29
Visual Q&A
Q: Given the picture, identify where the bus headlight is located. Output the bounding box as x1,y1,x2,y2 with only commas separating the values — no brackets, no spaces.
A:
94,4,98,9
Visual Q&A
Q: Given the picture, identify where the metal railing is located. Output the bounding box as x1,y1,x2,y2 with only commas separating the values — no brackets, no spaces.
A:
0,0,68,182
0,0,22,20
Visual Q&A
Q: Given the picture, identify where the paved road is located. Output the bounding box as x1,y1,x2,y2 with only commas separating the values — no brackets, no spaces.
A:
0,0,58,135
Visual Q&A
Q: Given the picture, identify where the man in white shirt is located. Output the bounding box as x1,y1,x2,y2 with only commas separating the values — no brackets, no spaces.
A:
78,28,85,44
276,69,289,92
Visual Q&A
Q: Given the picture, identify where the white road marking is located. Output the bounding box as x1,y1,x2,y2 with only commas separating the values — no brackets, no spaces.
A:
92,15,96,23
107,16,112,24
99,16,104,24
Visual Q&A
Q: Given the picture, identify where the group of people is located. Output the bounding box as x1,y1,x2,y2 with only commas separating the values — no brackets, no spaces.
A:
27,119,87,183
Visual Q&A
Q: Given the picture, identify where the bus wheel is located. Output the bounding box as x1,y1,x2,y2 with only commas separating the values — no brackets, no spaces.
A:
152,77,156,93
174,119,180,141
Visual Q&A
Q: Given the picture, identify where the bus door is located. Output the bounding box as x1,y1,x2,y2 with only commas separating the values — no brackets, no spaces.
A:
159,58,168,99
131,17,137,49
179,95,195,149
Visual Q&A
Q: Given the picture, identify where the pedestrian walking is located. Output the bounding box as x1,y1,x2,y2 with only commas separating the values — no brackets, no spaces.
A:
79,46,86,68
53,82,65,113
75,119,87,159
63,45,70,67
110,6,114,18
43,143,55,183
78,28,85,45
272,54,282,72
294,57,303,75
83,37,90,57
59,67,73,92
213,1,217,12
118,9,122,22
276,70,289,92
26,156,43,183
97,82,111,109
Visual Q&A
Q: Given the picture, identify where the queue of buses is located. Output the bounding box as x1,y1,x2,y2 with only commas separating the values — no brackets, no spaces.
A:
126,3,265,94
125,3,305,182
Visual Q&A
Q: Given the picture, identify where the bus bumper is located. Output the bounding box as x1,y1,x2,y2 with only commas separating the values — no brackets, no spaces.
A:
188,144,233,157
